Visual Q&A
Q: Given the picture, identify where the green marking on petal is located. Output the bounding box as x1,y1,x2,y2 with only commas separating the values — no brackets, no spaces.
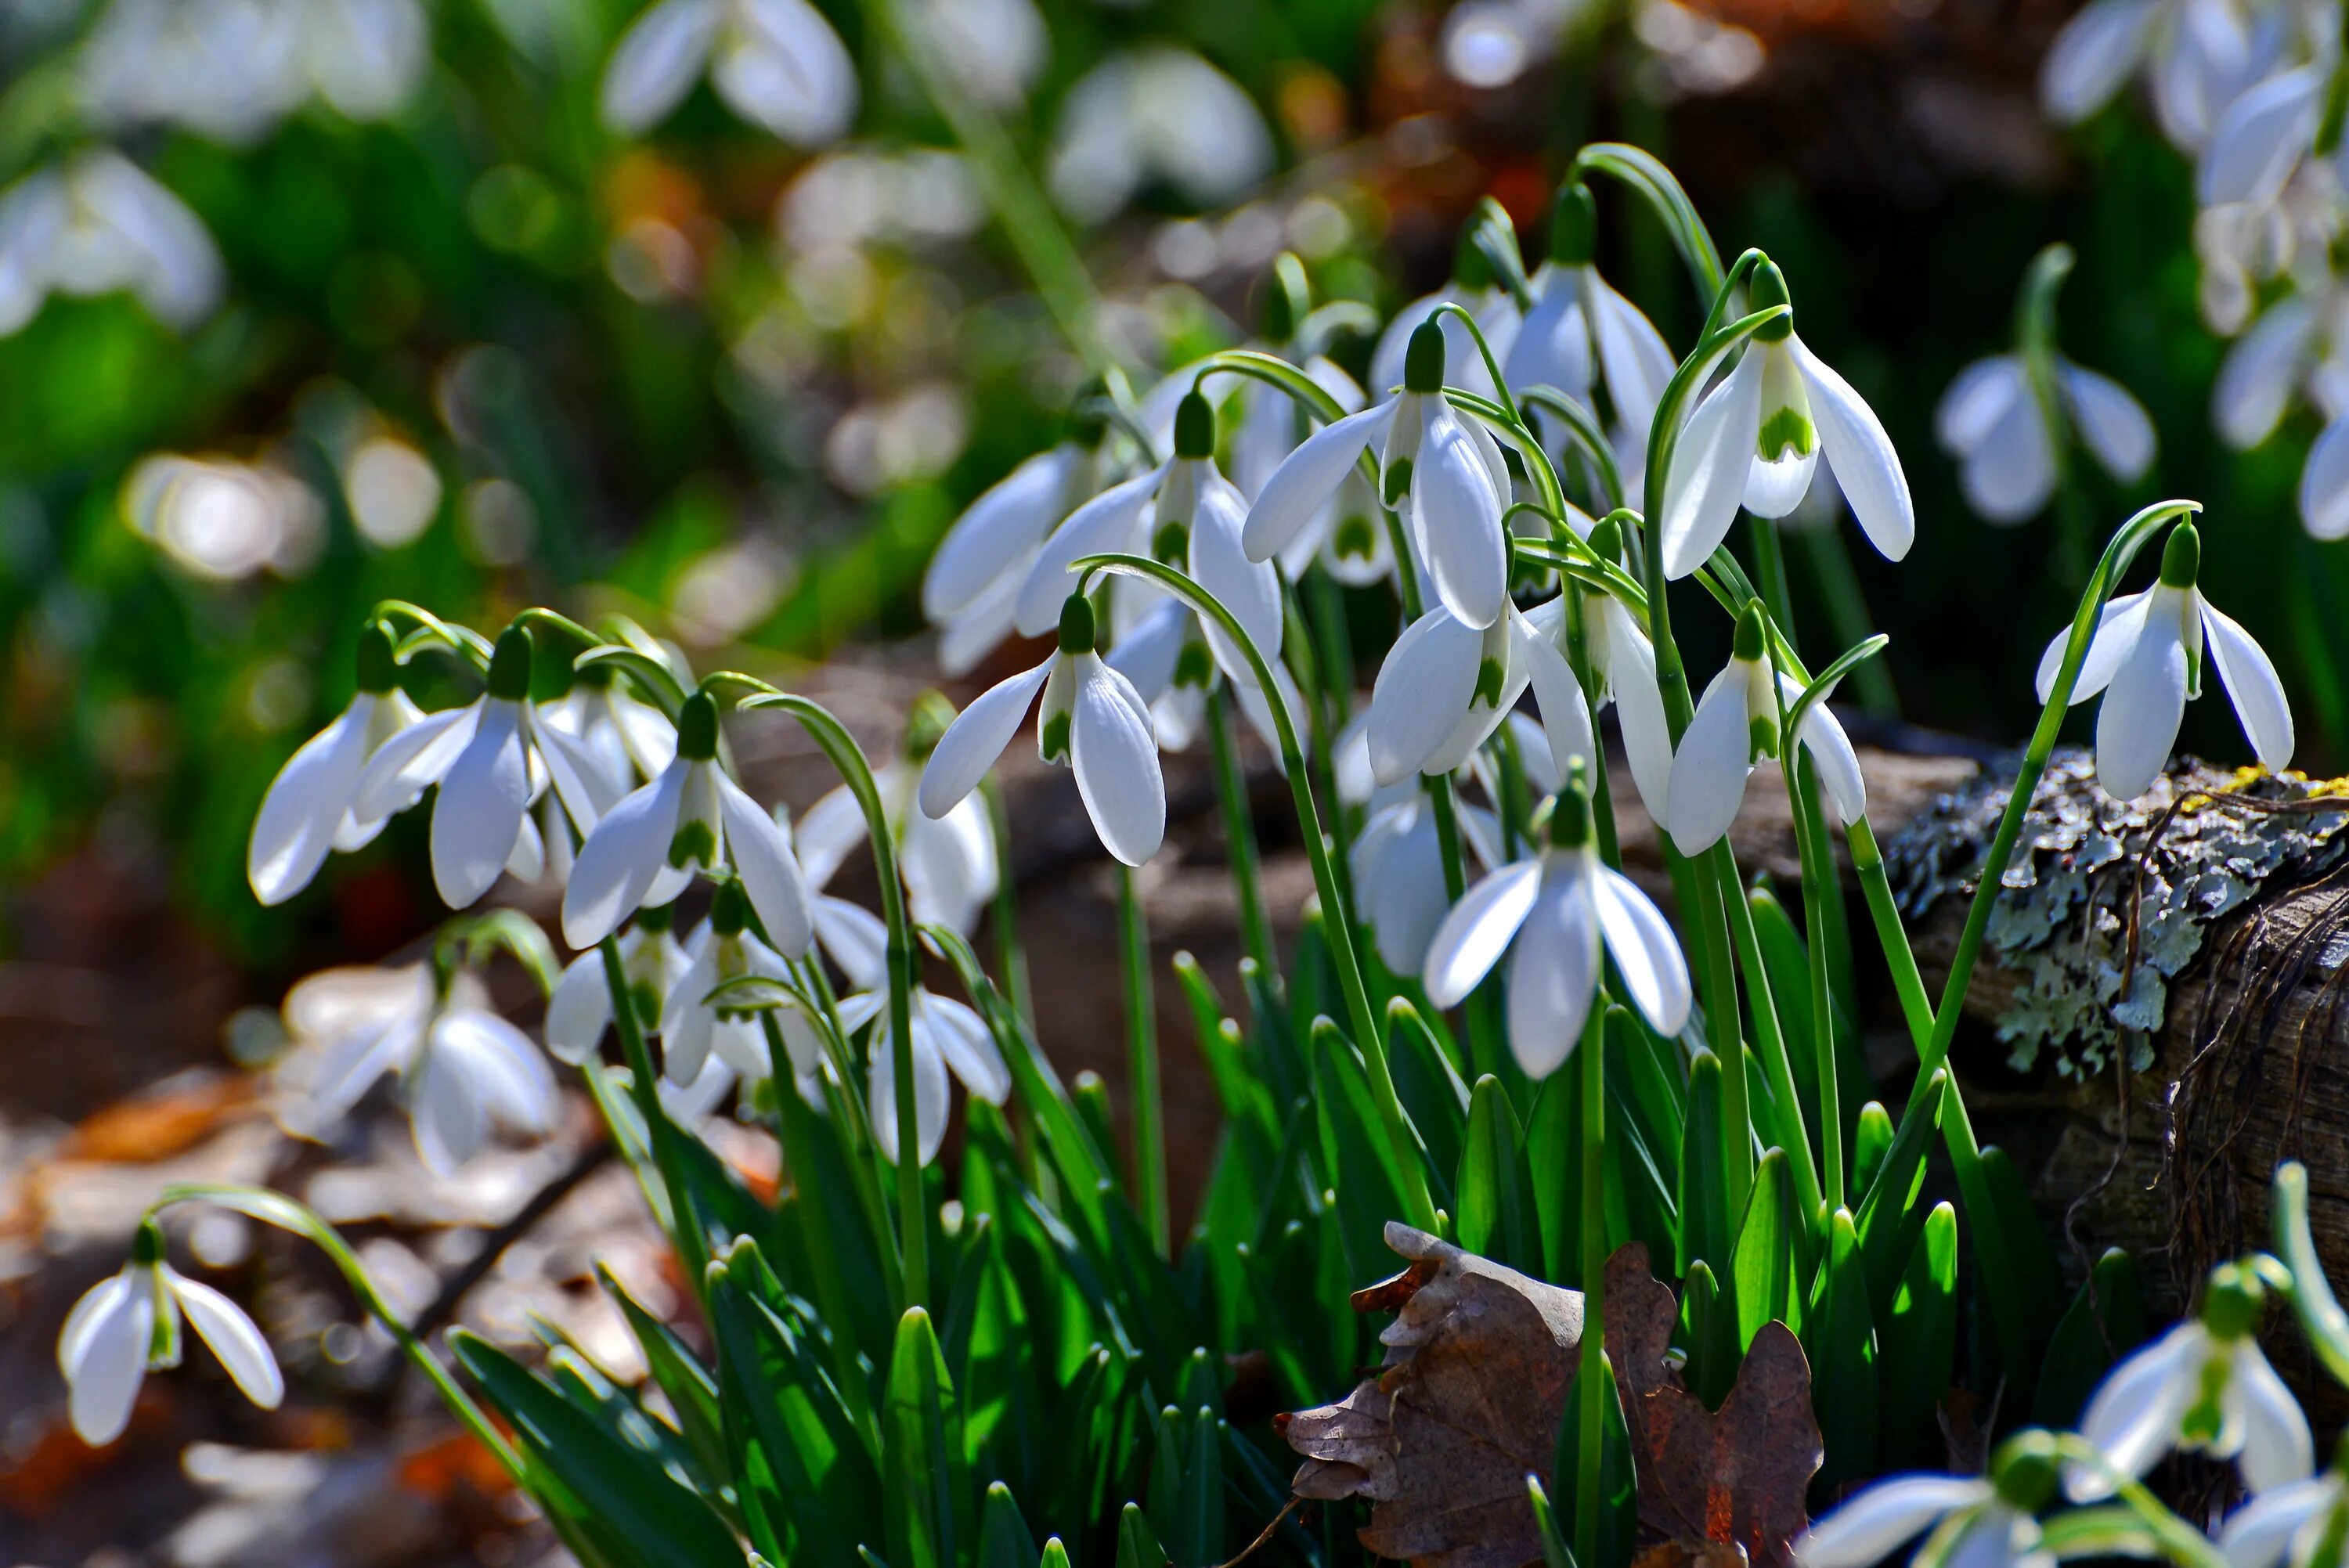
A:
1174,639,1214,690
1153,519,1189,565
1382,456,1413,506
1474,656,1505,709
1041,711,1071,762
1333,513,1377,561
1748,714,1779,764
669,817,716,871
1756,405,1816,461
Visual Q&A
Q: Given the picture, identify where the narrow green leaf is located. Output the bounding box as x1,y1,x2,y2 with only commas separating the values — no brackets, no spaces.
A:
1980,1145,2066,1382
979,1484,1037,1568
1041,1539,1073,1568
884,1307,967,1568
1525,1070,1578,1285
1806,1209,1878,1496
1389,998,1473,1183
1879,1202,1957,1472
1528,1476,1576,1568
1856,1070,1943,1316
596,1262,731,1497
1117,1501,1170,1568
2032,1249,2146,1429
1677,1259,1737,1411
1850,1101,1894,1196
1457,1075,1537,1269
1732,1148,1798,1347
1678,1050,1733,1282
1549,1348,1636,1568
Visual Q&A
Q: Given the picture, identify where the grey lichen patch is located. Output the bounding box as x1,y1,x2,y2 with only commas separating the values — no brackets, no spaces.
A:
1887,748,2349,1079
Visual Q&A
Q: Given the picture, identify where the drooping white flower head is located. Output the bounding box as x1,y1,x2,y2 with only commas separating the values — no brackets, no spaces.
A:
599,0,857,146
1936,353,2156,524
1796,1437,2061,1568
923,440,1100,677
2065,1262,2313,1501
918,591,1167,867
1665,602,1868,856
2033,521,2293,801
1045,47,1272,223
1351,780,1503,976
2217,1469,2349,1568
60,1221,284,1447
1369,279,1522,407
248,623,426,904
0,150,224,338
1657,261,1912,581
2040,0,2271,152
1422,779,1691,1076
1365,593,1595,791
546,903,692,1064
660,880,824,1087
2198,63,2328,211
1503,182,1676,469
792,697,1000,939
1563,515,1674,826
841,985,1010,1166
561,689,817,954
1104,591,1303,763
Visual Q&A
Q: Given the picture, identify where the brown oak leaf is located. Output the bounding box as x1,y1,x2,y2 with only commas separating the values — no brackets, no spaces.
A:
1607,1245,1821,1568
1278,1221,1586,1568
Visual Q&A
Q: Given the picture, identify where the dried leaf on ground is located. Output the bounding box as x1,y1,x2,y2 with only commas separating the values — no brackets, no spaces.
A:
1279,1220,1585,1568
1607,1245,1821,1568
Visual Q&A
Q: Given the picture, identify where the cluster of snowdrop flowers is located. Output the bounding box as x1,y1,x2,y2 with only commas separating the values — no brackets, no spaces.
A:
1797,1254,2322,1568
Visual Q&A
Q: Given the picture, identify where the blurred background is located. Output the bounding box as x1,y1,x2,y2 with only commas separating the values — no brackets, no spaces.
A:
0,0,2321,1559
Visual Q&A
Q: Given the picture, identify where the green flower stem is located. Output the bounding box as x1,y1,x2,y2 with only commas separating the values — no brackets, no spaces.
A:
2275,1162,2349,1386
154,1183,525,1484
1849,819,1933,1051
2051,1434,2234,1568
1748,514,1798,636
601,934,713,1296
1568,142,1729,306
763,1013,887,1396
366,600,493,665
981,774,1035,1028
1572,1004,1609,1568
1207,684,1278,983
2018,244,2088,588
1116,862,1171,1254
731,682,930,1310
1074,553,1439,1233
1517,386,1626,512
1792,753,1844,1213
1714,843,1824,1220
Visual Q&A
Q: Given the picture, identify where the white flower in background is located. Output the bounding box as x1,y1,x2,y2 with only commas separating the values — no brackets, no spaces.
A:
2034,521,2292,800
2065,1263,2312,1499
1232,355,1366,507
1936,354,2156,524
1505,182,1677,459
1423,780,1690,1074
1796,1460,2054,1568
922,440,1102,676
299,0,432,121
563,690,817,953
1351,780,1503,975
1665,602,1867,856
1366,595,1595,788
902,0,1047,110
1557,515,1673,824
1658,263,1912,579
2198,63,2328,210
1103,589,1303,759
248,625,425,904
352,628,628,909
1246,321,1514,629
840,986,1009,1165
0,151,222,337
661,881,823,1086
1369,285,1523,405
919,591,1167,867
536,664,680,796
2040,0,2271,151
81,0,427,139
299,965,557,1176
2217,1470,2349,1568
545,904,691,1062
60,1224,283,1446
1046,47,1272,223
2210,286,2349,539
600,0,858,146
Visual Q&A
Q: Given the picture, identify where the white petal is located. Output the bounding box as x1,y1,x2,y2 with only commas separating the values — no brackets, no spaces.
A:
411,1046,489,1177
435,1011,557,1134
2063,365,2156,482
1798,1476,1993,1568
1798,337,1913,562
2037,588,2154,705
901,798,995,932
2218,1479,2333,1568
60,1271,135,1379
792,781,867,895
1367,608,1483,788
1366,814,1455,975
919,659,1051,820
711,0,857,146
718,773,815,957
924,993,1011,1105
871,1020,953,1166
1423,859,1542,1007
2069,1325,2203,1498
428,703,530,908
1593,864,1692,1035
2201,599,2294,773
1243,401,1395,563
814,894,889,990
1588,272,1676,437
166,1272,284,1410
1744,445,1820,521
661,946,720,1082
2040,0,2157,121
1961,387,2058,524
562,762,687,950
2300,417,2349,540
309,1015,424,1123
2198,66,2323,208
544,952,615,1064
249,700,373,905
1519,617,1597,779
1012,467,1160,638
1503,274,1593,402
1936,356,2026,454
938,566,1023,676
598,0,723,132
1190,470,1284,678
2214,298,2315,452
530,706,627,835
504,812,546,883
923,446,1078,622
1600,599,1676,829
1665,665,1757,856
2095,598,2188,799
1409,402,1509,629
1069,656,1165,866
1504,867,1601,1077
1788,678,1867,824
67,1274,153,1445
1660,345,1766,579
1106,597,1192,705
2231,1343,2316,1492
352,702,476,821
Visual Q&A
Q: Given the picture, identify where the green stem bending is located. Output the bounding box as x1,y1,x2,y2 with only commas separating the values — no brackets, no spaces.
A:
1572,1005,1609,1568
1116,863,1171,1254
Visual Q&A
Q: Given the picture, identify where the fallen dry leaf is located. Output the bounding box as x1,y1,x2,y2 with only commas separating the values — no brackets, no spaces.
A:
1278,1220,1585,1568
1607,1245,1820,1568
58,1070,257,1163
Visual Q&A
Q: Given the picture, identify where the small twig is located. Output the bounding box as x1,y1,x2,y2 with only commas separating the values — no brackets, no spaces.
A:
1214,1496,1308,1568
410,1138,615,1345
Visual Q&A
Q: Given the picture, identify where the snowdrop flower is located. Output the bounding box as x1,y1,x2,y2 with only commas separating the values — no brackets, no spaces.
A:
536,661,680,795
2199,64,2327,210
1665,602,1867,856
303,966,558,1176
560,686,815,950
1352,782,1503,975
661,881,823,1087
1504,183,1676,456
2217,1468,2348,1568
600,0,857,146
0,151,223,337
2033,521,2292,801
352,628,622,909
1423,777,1690,1075
922,436,1102,677
1796,1436,2060,1568
1046,48,1272,223
2218,287,2349,539
1936,354,2156,524
1366,594,1596,789
840,986,1009,1165
1565,517,1674,824
1657,261,1912,580
248,625,425,904
1369,254,1524,406
60,1221,283,1447
793,698,999,939
1246,322,1514,629
545,903,691,1064
2040,0,2268,151
1232,351,1366,506
918,592,1166,867
2066,1261,2313,1500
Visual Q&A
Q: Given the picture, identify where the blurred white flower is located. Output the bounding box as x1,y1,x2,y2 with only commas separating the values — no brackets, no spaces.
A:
841,985,1009,1165
1936,354,2156,524
2040,0,2275,150
1047,47,1272,223
61,1233,283,1446
2064,1312,2311,1499
0,151,223,336
793,716,1000,939
81,0,428,140
660,885,821,1086
903,0,1048,110
600,0,858,146
779,150,986,254
546,909,691,1063
2218,1472,2349,1568
249,624,427,904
